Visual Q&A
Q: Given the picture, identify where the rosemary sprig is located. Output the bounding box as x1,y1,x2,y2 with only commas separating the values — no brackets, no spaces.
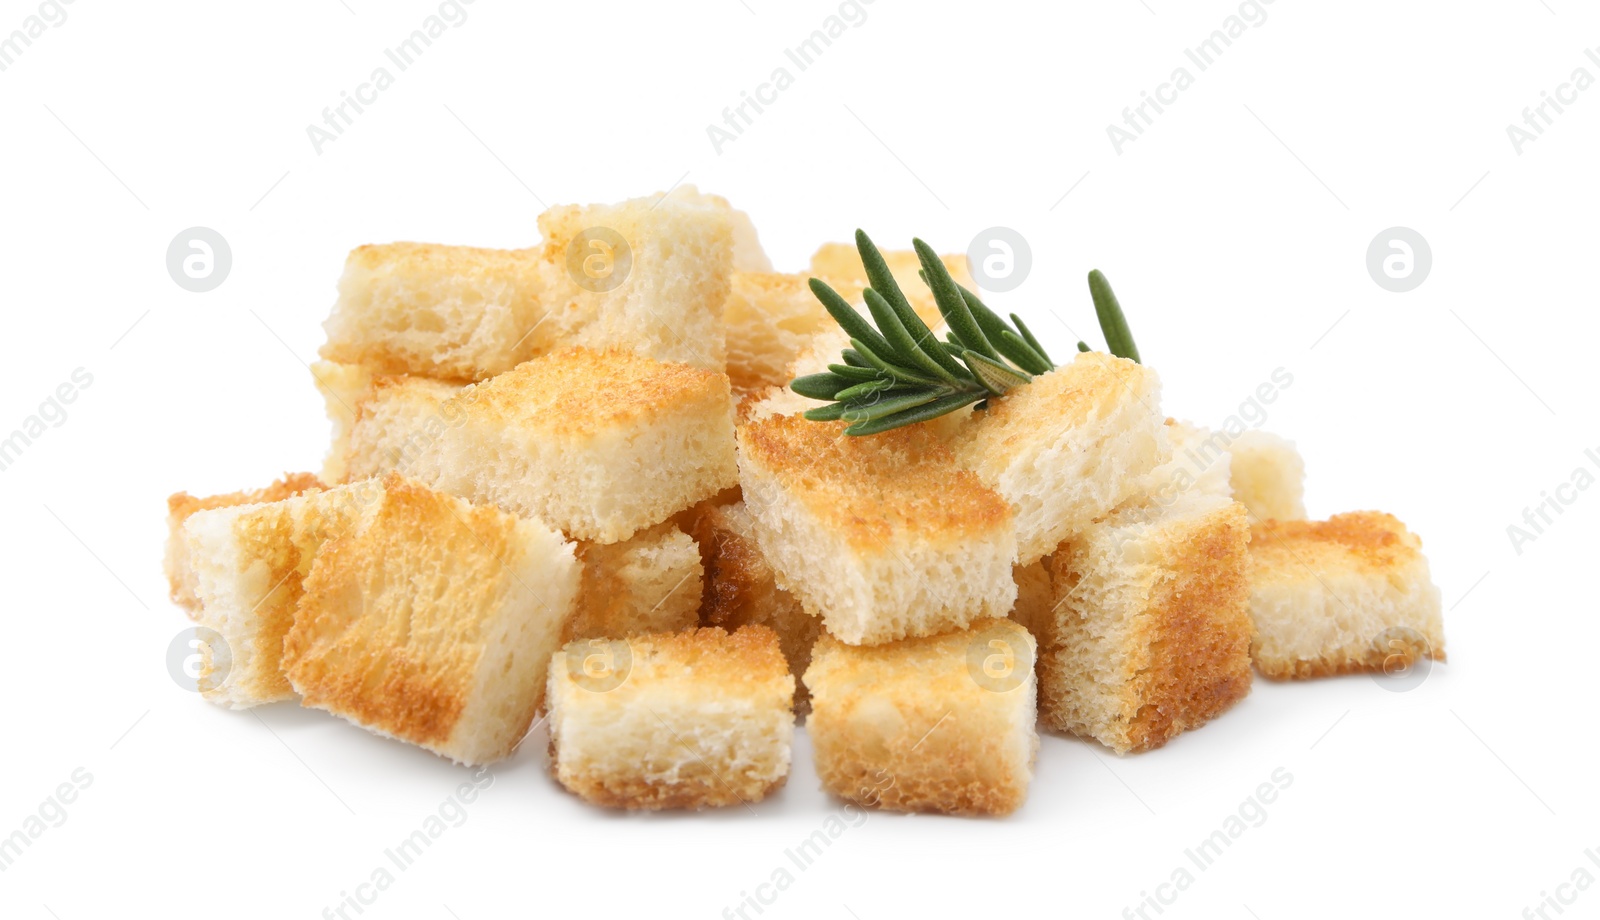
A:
792,230,1140,435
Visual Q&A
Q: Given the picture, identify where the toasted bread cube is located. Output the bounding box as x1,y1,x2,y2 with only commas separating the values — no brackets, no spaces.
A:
804,619,1038,816
683,500,821,712
737,414,1016,645
310,361,375,484
1249,512,1444,679
320,243,569,383
1228,430,1307,522
284,474,580,765
691,189,770,272
165,473,326,614
566,523,703,642
1007,560,1055,637
547,626,795,809
175,479,391,707
400,347,739,542
1038,492,1253,754
952,353,1168,566
1139,419,1234,504
537,186,733,372
337,373,465,483
723,272,837,397
808,243,974,332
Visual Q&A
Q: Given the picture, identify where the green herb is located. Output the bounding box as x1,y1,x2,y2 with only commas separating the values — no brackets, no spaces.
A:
793,230,1140,435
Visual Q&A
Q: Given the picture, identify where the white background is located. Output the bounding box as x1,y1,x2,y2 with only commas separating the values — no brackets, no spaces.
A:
1,0,1595,917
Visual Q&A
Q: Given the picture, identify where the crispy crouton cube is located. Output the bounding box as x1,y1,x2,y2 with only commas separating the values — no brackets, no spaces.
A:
803,619,1038,816
1139,419,1234,504
722,272,837,398
174,478,396,708
1228,429,1307,521
320,243,567,383
165,473,325,613
1249,512,1444,680
565,523,703,642
546,626,795,809
736,414,1016,645
284,474,581,765
434,348,737,542
331,371,465,483
683,500,821,712
537,187,733,372
1038,492,1253,754
952,352,1169,565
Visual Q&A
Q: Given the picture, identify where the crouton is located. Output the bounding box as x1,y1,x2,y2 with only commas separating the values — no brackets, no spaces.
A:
284,474,581,765
310,361,374,484
1008,560,1054,637
175,478,387,707
803,618,1038,816
320,242,567,383
1038,492,1253,754
1248,511,1444,680
1228,430,1307,521
164,473,326,613
338,372,465,483
722,272,837,397
537,186,733,371
1139,419,1234,504
566,523,703,642
546,626,794,809
389,347,738,543
683,500,821,712
736,414,1016,645
808,243,974,331
951,352,1168,565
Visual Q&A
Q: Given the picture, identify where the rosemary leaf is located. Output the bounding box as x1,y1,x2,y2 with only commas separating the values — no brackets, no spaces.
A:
839,387,945,423
998,329,1054,375
854,229,917,320
833,377,897,401
849,337,943,387
809,277,896,360
790,373,853,400
862,288,965,386
1011,313,1054,367
844,390,986,436
841,349,871,368
827,363,883,382
803,402,850,422
1087,269,1141,364
960,349,1032,395
914,239,1000,361
1077,341,1091,352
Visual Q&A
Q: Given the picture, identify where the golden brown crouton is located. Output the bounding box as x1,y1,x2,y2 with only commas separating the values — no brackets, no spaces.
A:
951,352,1169,565
284,474,580,765
1038,492,1253,754
164,473,326,613
1249,511,1443,679
804,619,1038,816
736,414,1016,645
683,500,821,712
547,626,795,809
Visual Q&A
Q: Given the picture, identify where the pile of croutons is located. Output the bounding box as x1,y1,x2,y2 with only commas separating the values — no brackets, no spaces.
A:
165,188,1445,816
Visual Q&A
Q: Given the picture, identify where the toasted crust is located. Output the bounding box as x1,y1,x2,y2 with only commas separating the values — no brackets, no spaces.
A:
722,272,837,397
1039,494,1254,754
547,626,795,809
1248,511,1444,680
736,414,1016,645
952,353,1169,565
284,474,580,765
164,473,325,612
803,619,1038,816
682,500,821,712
